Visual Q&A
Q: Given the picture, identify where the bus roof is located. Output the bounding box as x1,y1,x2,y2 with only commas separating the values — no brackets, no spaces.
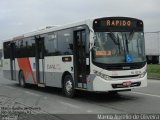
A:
3,16,143,42
3,19,93,42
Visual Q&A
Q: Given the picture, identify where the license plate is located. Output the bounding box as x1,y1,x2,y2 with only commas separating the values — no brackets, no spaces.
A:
122,81,132,87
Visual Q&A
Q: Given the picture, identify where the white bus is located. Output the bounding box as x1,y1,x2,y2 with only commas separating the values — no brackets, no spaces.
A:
2,17,147,97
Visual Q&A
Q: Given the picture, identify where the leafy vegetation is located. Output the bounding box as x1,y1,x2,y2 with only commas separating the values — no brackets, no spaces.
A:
147,64,160,79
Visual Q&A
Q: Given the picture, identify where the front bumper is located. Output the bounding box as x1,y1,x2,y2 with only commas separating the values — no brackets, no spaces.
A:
91,73,147,92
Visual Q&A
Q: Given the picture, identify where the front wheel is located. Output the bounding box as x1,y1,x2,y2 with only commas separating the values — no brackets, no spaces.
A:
63,75,75,98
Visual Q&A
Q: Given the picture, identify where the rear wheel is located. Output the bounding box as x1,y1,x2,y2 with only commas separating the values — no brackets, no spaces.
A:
63,75,75,98
19,71,26,87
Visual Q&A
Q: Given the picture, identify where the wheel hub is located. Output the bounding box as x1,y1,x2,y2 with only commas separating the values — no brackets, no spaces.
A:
65,80,72,93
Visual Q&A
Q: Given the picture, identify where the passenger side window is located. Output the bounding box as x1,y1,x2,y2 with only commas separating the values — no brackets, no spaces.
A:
3,42,11,59
15,37,35,58
44,32,57,56
57,29,73,55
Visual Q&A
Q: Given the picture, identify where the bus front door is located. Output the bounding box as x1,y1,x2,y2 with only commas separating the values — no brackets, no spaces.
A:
35,37,45,86
10,42,16,80
74,30,87,89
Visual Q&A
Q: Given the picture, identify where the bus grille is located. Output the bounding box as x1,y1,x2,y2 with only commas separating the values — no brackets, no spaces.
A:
112,82,141,89
110,75,139,79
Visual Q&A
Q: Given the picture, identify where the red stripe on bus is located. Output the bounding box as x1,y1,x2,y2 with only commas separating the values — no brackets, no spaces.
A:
17,58,36,84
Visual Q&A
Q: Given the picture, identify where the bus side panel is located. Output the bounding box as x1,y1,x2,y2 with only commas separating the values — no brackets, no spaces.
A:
45,56,74,88
27,57,37,84
3,59,12,80
44,56,56,87
15,58,19,81
15,57,37,84
53,56,74,87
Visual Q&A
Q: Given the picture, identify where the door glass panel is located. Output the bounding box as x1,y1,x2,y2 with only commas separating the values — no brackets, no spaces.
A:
74,30,87,85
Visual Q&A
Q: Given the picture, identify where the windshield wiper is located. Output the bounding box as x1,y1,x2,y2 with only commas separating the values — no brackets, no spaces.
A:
107,29,119,45
124,33,129,53
128,31,134,43
123,31,134,53
122,33,127,54
117,34,121,54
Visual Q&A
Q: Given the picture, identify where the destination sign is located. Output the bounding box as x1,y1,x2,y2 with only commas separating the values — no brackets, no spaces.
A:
106,20,132,27
93,17,143,32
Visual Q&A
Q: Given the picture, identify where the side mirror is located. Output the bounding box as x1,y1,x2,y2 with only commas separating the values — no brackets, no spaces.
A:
89,27,95,51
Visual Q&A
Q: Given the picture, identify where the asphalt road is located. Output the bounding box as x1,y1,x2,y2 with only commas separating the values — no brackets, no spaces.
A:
0,68,160,120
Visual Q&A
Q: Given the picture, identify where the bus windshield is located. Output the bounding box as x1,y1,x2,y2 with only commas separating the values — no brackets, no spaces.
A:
92,32,146,64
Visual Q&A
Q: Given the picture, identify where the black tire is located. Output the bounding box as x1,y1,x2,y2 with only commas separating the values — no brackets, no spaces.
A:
63,75,75,98
19,71,26,87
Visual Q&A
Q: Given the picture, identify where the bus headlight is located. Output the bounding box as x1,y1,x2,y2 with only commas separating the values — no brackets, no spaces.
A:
102,74,111,80
139,71,146,78
93,70,111,80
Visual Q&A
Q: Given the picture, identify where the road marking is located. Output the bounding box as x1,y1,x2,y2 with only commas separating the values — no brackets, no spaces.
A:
132,92,160,98
25,91,40,97
59,101,81,109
